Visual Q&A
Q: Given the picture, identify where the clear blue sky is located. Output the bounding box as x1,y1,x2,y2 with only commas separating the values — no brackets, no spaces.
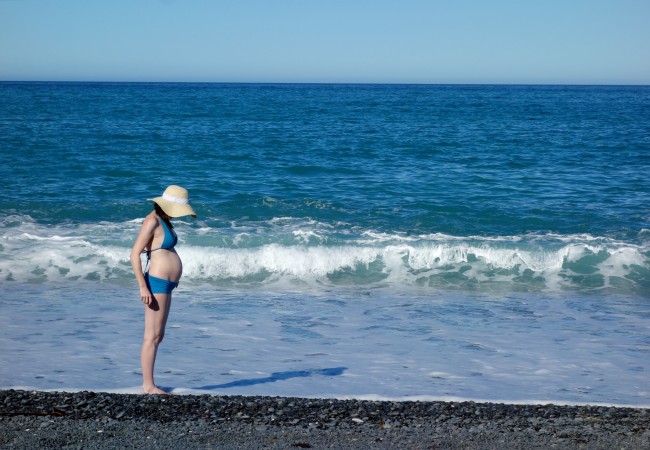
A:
1,0,649,84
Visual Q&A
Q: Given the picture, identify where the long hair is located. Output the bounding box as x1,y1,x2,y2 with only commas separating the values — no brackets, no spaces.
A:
154,203,174,229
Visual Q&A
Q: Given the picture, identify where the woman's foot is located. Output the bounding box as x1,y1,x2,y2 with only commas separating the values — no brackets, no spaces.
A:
143,384,169,395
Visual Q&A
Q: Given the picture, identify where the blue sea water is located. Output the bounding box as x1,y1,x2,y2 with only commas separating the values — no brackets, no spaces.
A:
1,82,649,405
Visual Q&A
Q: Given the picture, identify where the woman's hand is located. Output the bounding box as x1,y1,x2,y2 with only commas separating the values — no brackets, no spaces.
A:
140,285,152,305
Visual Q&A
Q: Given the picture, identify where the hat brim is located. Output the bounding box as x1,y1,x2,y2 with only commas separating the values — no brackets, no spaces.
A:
148,197,197,218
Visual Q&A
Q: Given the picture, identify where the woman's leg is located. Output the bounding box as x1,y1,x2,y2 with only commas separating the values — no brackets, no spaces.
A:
141,293,172,394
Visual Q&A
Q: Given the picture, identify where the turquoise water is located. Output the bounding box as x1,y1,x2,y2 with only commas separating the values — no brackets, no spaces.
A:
1,82,649,404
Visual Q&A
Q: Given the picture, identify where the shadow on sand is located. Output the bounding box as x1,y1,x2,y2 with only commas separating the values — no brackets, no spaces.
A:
195,367,347,390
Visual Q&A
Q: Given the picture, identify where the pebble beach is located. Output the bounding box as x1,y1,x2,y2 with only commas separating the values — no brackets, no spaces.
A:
1,390,648,449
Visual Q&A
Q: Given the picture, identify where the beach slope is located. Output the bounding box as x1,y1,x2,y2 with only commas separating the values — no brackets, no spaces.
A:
1,390,648,449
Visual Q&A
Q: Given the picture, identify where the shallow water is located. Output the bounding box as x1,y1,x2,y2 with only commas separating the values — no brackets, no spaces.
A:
1,283,648,406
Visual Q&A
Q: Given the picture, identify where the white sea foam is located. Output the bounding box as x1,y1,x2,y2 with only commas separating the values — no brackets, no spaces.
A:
1,218,647,293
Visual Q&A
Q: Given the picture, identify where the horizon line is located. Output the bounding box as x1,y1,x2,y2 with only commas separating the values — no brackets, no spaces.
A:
1,80,649,87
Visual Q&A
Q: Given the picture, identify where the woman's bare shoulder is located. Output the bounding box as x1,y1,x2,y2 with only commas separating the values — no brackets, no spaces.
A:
141,212,160,230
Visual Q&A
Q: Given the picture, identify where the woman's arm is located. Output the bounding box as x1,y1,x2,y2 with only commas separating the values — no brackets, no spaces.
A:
130,214,158,305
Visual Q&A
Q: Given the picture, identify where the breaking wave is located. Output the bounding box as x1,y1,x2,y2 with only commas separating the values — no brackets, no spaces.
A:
1,215,648,294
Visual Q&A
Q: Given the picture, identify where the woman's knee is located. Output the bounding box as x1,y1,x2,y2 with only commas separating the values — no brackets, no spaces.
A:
143,331,165,346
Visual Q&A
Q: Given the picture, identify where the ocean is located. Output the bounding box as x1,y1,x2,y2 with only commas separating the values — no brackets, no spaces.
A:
1,82,648,406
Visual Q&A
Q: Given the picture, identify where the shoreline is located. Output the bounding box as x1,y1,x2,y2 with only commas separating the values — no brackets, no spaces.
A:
4,386,650,410
1,390,648,449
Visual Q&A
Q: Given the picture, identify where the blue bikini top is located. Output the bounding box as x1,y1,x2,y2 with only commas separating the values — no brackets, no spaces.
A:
144,217,177,257
158,217,178,250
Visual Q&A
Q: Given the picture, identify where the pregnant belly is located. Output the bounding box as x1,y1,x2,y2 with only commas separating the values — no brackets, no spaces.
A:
149,250,183,281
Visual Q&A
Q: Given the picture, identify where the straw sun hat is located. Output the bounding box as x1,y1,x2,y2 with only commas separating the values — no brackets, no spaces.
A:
148,185,197,218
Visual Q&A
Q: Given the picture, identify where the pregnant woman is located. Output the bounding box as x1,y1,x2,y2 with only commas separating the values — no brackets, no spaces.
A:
130,185,196,394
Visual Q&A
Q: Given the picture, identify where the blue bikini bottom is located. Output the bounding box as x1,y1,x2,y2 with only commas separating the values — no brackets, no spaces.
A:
145,273,179,294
